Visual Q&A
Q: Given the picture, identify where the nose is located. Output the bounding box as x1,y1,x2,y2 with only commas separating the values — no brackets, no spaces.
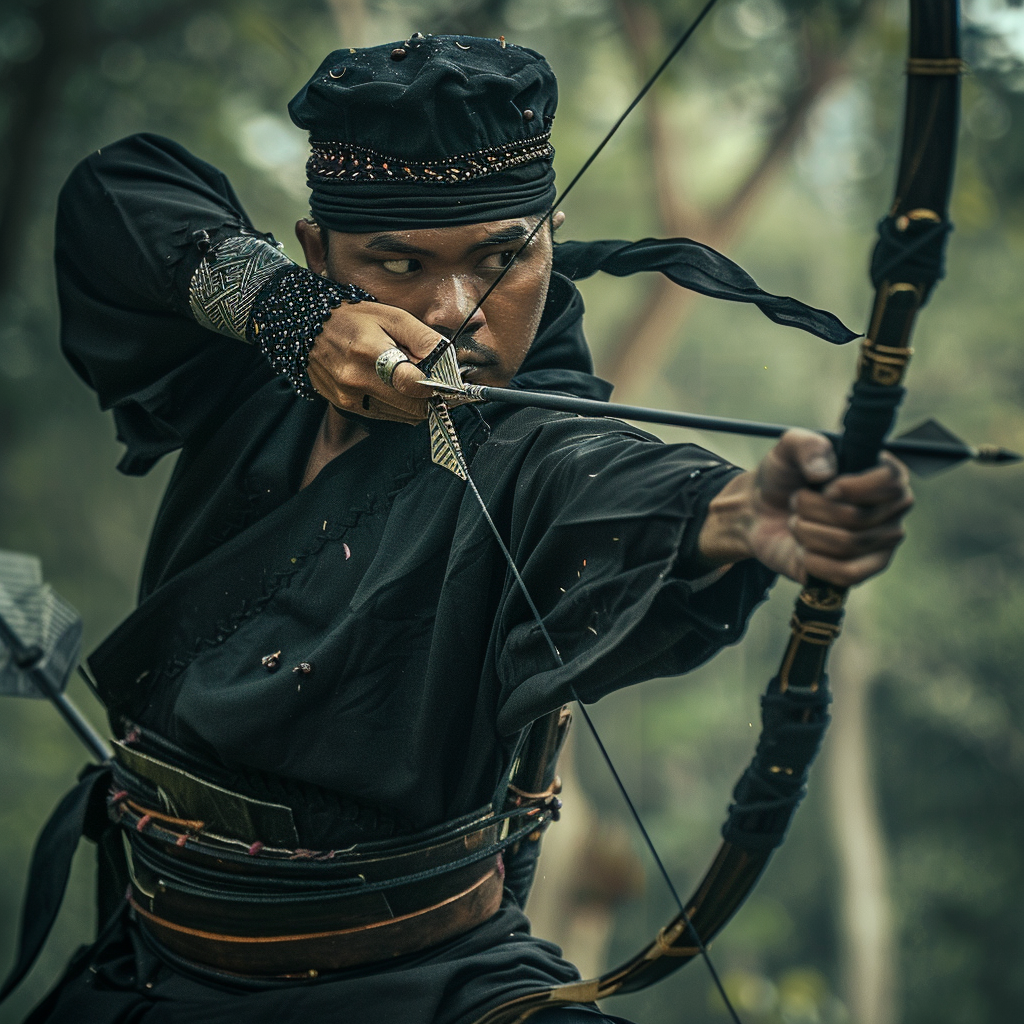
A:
423,274,486,339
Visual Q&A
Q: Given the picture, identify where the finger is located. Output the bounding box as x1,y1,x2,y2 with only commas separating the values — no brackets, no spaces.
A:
822,455,911,505
307,361,427,422
327,388,423,424
791,489,915,530
361,394,424,424
373,305,449,361
369,356,430,418
802,548,897,589
756,429,837,510
390,358,430,399
360,387,429,420
776,428,838,485
316,338,431,419
790,517,906,559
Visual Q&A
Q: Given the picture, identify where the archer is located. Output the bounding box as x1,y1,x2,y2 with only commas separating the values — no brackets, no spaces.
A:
5,34,910,1024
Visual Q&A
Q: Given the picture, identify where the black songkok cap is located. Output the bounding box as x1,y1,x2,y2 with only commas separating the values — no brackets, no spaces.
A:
288,34,557,232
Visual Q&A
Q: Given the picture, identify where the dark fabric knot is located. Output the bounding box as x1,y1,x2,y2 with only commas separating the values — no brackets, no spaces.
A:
721,682,832,852
869,215,954,305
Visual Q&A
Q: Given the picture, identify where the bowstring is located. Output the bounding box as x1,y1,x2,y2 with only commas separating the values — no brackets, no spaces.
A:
455,447,741,1024
437,3,743,1020
442,0,722,357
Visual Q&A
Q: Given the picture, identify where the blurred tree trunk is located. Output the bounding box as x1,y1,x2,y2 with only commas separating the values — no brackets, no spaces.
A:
526,733,645,978
826,609,897,1024
0,0,221,298
325,0,369,47
601,0,855,399
0,0,81,296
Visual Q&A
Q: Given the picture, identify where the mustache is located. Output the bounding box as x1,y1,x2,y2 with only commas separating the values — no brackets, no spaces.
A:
433,326,492,359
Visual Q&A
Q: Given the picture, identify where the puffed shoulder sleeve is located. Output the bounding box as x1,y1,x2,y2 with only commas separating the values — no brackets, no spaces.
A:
55,133,291,475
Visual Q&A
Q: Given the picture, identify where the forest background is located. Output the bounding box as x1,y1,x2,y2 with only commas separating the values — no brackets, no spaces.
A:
1,0,1022,1022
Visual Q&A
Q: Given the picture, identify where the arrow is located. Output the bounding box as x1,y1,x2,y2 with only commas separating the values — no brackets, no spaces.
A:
0,615,110,762
419,380,1020,476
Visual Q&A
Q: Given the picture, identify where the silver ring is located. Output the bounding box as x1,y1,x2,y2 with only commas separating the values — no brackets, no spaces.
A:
375,347,411,388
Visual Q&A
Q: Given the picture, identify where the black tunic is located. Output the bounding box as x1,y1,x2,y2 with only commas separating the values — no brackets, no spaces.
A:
38,134,776,1024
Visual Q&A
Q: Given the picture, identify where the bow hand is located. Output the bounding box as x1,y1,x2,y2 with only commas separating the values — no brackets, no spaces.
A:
698,429,914,587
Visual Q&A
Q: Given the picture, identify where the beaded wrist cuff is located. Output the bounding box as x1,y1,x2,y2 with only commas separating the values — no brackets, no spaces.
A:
248,267,374,399
188,234,293,341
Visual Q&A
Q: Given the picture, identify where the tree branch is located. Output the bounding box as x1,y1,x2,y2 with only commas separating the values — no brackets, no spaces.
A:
599,2,855,398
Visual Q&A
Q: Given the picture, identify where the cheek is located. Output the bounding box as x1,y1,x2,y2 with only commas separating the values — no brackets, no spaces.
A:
326,255,380,295
488,272,551,363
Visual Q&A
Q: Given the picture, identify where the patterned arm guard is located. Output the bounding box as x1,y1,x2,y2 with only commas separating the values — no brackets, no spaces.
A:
187,234,373,399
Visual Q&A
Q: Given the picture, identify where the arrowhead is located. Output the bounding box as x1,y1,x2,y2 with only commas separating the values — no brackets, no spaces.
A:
975,444,1023,466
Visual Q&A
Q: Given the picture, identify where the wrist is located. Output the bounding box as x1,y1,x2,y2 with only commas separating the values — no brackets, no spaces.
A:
248,268,373,399
697,470,756,566
188,234,292,341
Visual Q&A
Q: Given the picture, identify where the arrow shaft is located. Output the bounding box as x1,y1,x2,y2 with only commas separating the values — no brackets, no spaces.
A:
468,385,977,464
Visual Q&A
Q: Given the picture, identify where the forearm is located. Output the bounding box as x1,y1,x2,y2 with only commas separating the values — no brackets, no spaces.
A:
696,470,756,567
56,135,257,320
188,234,373,397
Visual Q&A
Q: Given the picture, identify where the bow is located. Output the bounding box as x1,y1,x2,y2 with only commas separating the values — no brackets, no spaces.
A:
420,3,964,1021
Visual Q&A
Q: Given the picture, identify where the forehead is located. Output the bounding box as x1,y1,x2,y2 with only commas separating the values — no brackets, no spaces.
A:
328,217,541,256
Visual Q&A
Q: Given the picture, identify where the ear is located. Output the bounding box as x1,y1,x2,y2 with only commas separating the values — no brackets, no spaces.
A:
295,219,328,275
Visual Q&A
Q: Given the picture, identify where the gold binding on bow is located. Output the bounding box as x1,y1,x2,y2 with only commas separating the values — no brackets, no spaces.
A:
906,57,966,75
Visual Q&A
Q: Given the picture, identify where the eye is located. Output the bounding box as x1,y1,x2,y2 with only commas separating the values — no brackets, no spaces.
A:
480,250,518,270
381,258,420,274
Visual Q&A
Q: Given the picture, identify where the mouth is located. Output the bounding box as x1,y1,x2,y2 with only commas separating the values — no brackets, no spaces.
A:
456,353,496,381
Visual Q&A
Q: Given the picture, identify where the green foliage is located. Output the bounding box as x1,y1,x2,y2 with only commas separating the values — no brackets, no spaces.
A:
2,1,1023,1022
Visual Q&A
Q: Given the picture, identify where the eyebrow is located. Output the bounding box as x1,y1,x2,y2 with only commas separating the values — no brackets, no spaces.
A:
467,225,531,252
361,225,532,259
363,235,435,256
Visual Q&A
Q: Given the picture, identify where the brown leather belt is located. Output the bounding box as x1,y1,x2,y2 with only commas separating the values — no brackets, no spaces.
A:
128,849,504,976
109,743,553,977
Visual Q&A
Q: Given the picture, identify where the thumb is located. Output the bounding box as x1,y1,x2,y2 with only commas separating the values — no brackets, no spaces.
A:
777,428,837,485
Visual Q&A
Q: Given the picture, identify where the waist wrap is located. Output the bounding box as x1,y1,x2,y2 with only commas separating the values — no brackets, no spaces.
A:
109,742,554,976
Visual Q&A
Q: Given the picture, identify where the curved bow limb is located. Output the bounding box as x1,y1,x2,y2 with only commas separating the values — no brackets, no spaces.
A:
465,3,964,1022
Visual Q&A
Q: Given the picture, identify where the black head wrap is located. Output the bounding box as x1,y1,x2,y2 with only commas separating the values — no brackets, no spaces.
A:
288,35,557,232
288,34,857,345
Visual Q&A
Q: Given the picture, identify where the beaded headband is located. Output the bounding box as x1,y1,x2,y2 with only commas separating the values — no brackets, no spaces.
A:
306,131,554,186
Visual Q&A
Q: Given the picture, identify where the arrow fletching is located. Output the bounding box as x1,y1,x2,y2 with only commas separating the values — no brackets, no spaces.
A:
0,551,82,699
891,419,975,477
424,346,470,479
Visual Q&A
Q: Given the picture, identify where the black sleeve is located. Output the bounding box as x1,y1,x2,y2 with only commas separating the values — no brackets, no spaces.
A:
487,416,777,733
55,133,272,475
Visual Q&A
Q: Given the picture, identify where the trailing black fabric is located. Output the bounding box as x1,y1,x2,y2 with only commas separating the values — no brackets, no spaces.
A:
553,238,858,346
0,764,111,1004
721,685,832,852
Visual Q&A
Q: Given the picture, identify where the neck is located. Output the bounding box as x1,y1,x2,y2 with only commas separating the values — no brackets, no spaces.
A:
300,406,368,490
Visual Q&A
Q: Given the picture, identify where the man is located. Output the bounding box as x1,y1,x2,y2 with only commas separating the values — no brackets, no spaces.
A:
12,34,910,1024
